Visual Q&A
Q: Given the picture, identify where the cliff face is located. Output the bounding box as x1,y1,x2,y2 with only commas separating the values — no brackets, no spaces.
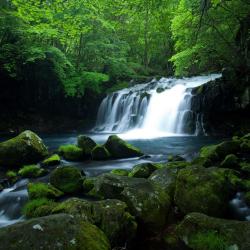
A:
190,70,250,136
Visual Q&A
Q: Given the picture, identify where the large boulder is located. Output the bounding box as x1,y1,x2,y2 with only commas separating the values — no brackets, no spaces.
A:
174,166,238,217
93,173,171,233
0,130,48,167
0,214,111,250
149,162,188,197
77,135,97,156
53,198,137,247
177,212,250,250
129,163,158,178
50,166,83,193
91,145,111,160
104,135,143,159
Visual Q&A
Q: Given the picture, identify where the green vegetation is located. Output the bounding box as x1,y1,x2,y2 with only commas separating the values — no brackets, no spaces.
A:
189,231,228,250
18,165,47,178
58,144,83,161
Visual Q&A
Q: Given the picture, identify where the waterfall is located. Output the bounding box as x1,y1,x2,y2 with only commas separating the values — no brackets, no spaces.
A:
94,74,221,138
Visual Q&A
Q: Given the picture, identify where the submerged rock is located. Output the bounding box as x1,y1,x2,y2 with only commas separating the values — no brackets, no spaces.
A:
93,173,171,233
177,212,250,250
0,214,111,250
58,144,84,161
0,130,48,167
91,145,111,160
104,135,143,159
174,166,238,217
50,166,83,193
53,198,137,247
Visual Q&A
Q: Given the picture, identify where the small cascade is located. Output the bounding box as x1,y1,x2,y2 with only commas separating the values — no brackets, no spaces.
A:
0,179,28,228
94,74,221,138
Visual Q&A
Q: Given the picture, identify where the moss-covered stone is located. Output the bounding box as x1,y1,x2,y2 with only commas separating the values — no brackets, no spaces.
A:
0,214,111,250
82,177,96,193
177,212,250,250
58,144,83,161
220,154,238,168
77,135,97,155
28,182,63,200
129,163,157,178
50,166,83,193
6,170,18,184
240,162,250,174
104,135,143,159
22,198,57,218
91,145,111,160
149,162,188,198
111,169,129,176
18,165,47,178
42,154,60,166
199,140,240,166
168,155,185,162
174,166,238,217
93,173,171,233
52,198,137,247
0,130,48,168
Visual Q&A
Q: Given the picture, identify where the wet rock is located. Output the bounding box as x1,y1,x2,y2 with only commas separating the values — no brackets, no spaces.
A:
0,214,111,250
42,154,60,166
53,198,137,247
58,144,84,161
174,166,238,217
129,163,158,178
177,212,250,250
18,165,47,178
91,145,111,160
0,130,48,168
50,166,83,193
104,135,143,159
111,169,130,176
77,135,97,156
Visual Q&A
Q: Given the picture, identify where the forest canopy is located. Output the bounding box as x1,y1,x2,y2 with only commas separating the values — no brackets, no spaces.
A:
0,0,249,97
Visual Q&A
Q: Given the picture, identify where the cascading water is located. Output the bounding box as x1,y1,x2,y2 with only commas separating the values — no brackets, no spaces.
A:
94,74,221,138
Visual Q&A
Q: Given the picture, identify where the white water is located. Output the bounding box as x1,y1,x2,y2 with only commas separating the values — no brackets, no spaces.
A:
94,74,221,139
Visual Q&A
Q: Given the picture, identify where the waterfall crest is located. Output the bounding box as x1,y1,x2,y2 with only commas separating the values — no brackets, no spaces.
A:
94,74,221,138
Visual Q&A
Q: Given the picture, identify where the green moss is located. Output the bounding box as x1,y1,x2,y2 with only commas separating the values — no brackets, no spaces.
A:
50,166,83,193
111,169,129,176
220,154,238,168
240,162,250,174
77,135,97,155
18,165,47,178
28,182,63,200
58,144,83,161
128,163,157,178
42,154,60,166
189,231,228,250
82,177,96,193
91,145,111,160
104,135,143,159
22,198,56,218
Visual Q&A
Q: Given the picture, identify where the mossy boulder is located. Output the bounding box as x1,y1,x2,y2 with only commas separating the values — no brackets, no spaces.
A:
104,135,143,159
93,174,171,233
50,166,83,193
42,154,60,166
149,162,188,197
177,212,250,250
199,140,240,166
28,182,63,200
53,198,137,247
0,130,48,168
82,177,96,193
77,135,97,156
111,169,130,176
220,154,238,168
128,163,157,178
18,165,47,178
91,145,111,160
22,198,57,218
58,144,83,161
0,214,111,250
6,170,18,184
174,166,238,217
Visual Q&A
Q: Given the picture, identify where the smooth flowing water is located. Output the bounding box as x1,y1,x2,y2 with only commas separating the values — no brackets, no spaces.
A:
94,74,221,138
